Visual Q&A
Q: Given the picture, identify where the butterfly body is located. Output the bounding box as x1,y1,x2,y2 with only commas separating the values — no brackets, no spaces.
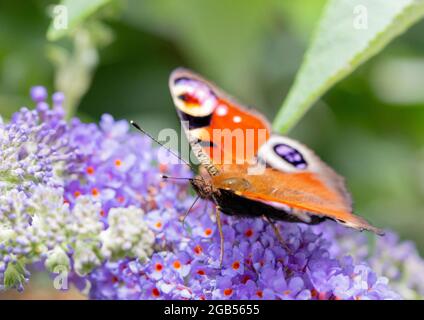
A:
211,184,325,225
169,68,384,236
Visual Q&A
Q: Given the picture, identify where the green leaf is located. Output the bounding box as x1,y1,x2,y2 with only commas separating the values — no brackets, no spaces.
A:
47,0,112,41
272,0,424,133
123,0,273,103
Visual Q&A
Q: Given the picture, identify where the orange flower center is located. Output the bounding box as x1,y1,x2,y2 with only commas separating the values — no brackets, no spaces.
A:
232,261,240,270
197,269,205,275
241,275,250,284
245,228,253,237
256,290,263,298
74,191,81,198
152,288,160,297
155,221,163,229
223,288,233,296
204,228,212,236
91,188,99,196
86,166,95,175
173,260,181,269
194,245,203,255
154,263,163,272
114,159,122,167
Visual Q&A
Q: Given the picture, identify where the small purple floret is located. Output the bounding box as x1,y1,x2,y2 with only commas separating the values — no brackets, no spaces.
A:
30,86,48,102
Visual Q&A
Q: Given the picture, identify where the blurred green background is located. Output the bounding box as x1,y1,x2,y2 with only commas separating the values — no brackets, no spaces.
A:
1,0,424,256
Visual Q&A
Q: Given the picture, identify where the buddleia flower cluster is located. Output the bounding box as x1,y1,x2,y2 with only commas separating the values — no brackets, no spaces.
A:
1,86,424,299
0,87,154,291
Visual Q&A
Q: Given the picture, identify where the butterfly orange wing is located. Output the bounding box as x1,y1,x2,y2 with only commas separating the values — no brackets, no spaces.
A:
212,164,382,234
169,68,382,234
169,68,270,167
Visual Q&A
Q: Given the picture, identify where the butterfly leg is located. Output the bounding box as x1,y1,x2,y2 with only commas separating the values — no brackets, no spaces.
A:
180,195,200,232
263,215,291,253
215,206,225,267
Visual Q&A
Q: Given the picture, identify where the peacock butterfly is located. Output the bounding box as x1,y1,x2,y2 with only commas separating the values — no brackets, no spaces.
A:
169,68,383,230
133,67,384,263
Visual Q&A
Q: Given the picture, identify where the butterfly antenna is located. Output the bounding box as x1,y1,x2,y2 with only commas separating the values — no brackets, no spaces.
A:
162,175,193,181
130,120,194,170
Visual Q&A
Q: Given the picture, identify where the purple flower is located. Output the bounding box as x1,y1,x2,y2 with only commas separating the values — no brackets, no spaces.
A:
311,223,424,299
0,87,155,291
30,86,48,103
86,203,403,300
55,97,407,300
2,86,424,300
0,88,78,290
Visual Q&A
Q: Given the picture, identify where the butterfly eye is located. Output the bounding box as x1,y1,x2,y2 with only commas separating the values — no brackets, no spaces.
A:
178,93,201,106
171,78,217,117
257,136,310,173
273,143,307,169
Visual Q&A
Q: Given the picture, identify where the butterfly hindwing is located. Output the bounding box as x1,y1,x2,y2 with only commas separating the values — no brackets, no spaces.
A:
212,136,382,234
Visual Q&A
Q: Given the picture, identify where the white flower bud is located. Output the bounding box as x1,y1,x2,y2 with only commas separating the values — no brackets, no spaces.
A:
100,206,154,261
44,246,70,273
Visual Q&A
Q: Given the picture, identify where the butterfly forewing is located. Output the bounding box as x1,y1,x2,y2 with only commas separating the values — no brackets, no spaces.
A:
169,68,270,167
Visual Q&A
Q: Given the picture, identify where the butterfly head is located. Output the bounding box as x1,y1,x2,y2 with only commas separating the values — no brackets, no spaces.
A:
190,175,216,199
